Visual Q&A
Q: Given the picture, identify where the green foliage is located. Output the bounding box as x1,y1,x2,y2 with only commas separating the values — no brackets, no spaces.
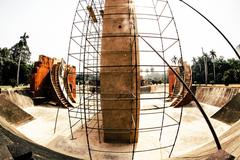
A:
191,50,240,84
0,34,32,85
144,72,164,84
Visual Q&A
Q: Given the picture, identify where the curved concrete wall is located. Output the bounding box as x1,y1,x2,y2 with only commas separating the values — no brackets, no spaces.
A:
195,86,240,107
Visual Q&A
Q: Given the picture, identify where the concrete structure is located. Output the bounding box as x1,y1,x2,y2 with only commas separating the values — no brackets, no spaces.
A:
30,55,76,103
168,68,176,97
30,55,55,97
195,86,240,107
212,93,240,125
100,0,140,143
168,62,193,107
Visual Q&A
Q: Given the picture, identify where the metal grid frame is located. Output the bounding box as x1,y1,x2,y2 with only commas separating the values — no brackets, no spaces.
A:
65,0,185,159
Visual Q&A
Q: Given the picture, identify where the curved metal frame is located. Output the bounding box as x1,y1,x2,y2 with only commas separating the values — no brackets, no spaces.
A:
63,0,224,159
175,0,240,150
179,0,240,60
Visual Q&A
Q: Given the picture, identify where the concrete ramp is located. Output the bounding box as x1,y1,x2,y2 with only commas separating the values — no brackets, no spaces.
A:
0,121,79,160
211,93,240,125
169,120,240,159
0,95,33,125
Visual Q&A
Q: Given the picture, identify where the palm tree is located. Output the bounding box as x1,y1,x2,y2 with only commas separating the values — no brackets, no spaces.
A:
171,55,178,65
192,57,196,64
210,49,217,83
192,57,197,83
202,48,208,85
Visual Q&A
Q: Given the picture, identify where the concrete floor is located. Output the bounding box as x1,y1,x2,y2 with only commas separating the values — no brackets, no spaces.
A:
15,94,230,160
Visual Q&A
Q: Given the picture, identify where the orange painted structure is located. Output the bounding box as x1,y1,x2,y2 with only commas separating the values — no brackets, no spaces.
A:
168,68,176,97
30,55,55,97
30,55,76,102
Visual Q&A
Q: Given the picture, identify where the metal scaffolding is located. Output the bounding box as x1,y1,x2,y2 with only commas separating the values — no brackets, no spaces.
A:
65,0,185,159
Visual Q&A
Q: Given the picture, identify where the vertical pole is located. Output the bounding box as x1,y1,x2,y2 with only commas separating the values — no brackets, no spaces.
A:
202,48,208,86
16,51,22,86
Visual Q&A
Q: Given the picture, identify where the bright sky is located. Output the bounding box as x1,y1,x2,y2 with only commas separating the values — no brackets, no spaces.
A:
0,0,240,63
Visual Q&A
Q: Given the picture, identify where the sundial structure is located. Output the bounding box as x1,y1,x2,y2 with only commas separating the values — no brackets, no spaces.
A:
64,0,203,159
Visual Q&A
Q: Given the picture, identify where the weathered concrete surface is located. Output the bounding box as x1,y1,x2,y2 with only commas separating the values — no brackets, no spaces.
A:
0,85,239,159
211,93,240,125
0,119,79,160
1,90,33,108
168,120,240,160
195,86,240,107
100,0,140,143
0,127,14,160
0,95,33,125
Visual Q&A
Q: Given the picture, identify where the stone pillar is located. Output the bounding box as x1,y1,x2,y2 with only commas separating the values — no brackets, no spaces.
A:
100,0,140,143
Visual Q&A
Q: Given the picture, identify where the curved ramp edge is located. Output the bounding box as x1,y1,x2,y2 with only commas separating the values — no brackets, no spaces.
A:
168,120,240,159
211,93,240,125
0,120,80,160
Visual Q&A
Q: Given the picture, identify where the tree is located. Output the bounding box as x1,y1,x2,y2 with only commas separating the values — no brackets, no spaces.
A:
150,67,154,73
171,55,178,65
191,53,240,85
0,47,11,59
0,33,32,86
210,49,217,83
202,48,208,85
191,57,197,83
10,33,31,64
192,57,196,64
145,68,149,75
11,33,31,86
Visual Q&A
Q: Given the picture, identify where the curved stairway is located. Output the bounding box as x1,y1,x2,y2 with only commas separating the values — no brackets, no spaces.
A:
63,67,76,103
50,63,74,108
171,62,193,107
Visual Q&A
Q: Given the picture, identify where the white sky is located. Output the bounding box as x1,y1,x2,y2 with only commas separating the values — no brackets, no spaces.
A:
0,0,240,64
